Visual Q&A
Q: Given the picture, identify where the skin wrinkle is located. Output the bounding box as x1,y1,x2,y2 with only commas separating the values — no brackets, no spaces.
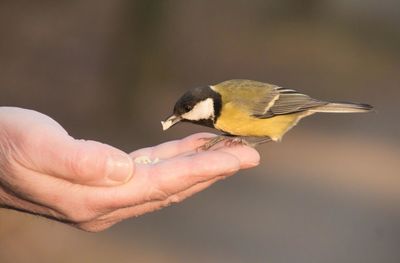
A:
47,180,108,223
12,125,48,173
69,141,92,182
1,204,71,223
1,160,35,199
0,192,69,223
0,126,52,197
0,132,31,202
0,142,85,221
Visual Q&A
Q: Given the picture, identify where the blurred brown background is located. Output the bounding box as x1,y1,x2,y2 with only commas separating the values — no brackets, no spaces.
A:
1,1,400,262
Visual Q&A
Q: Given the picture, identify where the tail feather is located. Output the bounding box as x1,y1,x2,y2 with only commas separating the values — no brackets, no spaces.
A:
310,102,373,113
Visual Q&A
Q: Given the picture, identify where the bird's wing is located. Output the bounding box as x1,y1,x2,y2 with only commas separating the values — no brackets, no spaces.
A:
215,79,280,114
253,87,327,118
214,80,327,118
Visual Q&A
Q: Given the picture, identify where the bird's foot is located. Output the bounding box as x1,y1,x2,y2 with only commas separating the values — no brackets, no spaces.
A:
198,135,229,151
198,135,271,150
224,137,251,147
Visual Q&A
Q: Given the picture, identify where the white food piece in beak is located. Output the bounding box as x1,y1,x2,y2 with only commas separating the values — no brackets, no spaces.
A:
161,120,172,131
161,115,181,131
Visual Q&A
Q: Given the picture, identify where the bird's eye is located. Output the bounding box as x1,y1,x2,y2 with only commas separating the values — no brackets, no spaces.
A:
184,105,193,111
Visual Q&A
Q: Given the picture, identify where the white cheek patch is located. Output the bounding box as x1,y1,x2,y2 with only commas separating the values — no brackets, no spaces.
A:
182,98,215,121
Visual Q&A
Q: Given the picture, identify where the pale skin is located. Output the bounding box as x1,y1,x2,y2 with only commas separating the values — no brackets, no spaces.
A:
0,107,260,232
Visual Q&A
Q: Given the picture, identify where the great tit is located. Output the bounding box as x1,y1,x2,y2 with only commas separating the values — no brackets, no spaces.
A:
162,79,373,149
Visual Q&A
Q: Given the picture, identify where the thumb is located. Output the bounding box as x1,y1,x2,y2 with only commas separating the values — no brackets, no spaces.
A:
27,132,134,186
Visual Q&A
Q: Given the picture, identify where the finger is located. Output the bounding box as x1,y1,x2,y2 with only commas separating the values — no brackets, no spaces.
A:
130,133,216,160
215,145,260,169
26,130,134,186
90,151,241,210
169,145,260,169
148,150,239,197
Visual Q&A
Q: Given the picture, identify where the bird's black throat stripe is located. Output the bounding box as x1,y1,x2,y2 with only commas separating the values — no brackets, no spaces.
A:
209,86,222,122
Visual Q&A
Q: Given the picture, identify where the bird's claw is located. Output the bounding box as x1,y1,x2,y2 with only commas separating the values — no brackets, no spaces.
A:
197,136,251,151
197,136,226,151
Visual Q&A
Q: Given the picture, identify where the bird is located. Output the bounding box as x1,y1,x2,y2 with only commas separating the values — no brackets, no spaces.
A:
161,79,373,150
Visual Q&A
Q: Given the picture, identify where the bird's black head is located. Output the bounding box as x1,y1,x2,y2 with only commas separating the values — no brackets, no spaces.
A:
162,86,222,130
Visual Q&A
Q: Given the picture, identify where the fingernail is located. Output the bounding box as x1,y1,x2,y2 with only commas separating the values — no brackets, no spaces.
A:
107,153,133,182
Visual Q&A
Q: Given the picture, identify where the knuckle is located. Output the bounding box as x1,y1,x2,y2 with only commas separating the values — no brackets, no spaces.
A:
143,173,170,202
76,223,107,232
69,143,106,180
65,210,95,223
159,195,181,209
167,194,181,204
61,203,98,223
76,218,116,232
70,150,87,178
39,185,100,223
146,186,169,202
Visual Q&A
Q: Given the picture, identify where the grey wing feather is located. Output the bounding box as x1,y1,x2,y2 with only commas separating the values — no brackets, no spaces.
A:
254,88,327,118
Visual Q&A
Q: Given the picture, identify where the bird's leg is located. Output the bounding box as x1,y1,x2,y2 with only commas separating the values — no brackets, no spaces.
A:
198,134,232,150
248,137,272,146
199,135,272,150
225,136,272,147
224,137,249,147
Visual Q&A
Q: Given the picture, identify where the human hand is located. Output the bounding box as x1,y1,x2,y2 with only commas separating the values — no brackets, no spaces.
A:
0,107,260,232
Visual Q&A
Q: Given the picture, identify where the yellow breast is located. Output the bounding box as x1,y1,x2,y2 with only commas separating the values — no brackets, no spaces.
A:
214,102,313,141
